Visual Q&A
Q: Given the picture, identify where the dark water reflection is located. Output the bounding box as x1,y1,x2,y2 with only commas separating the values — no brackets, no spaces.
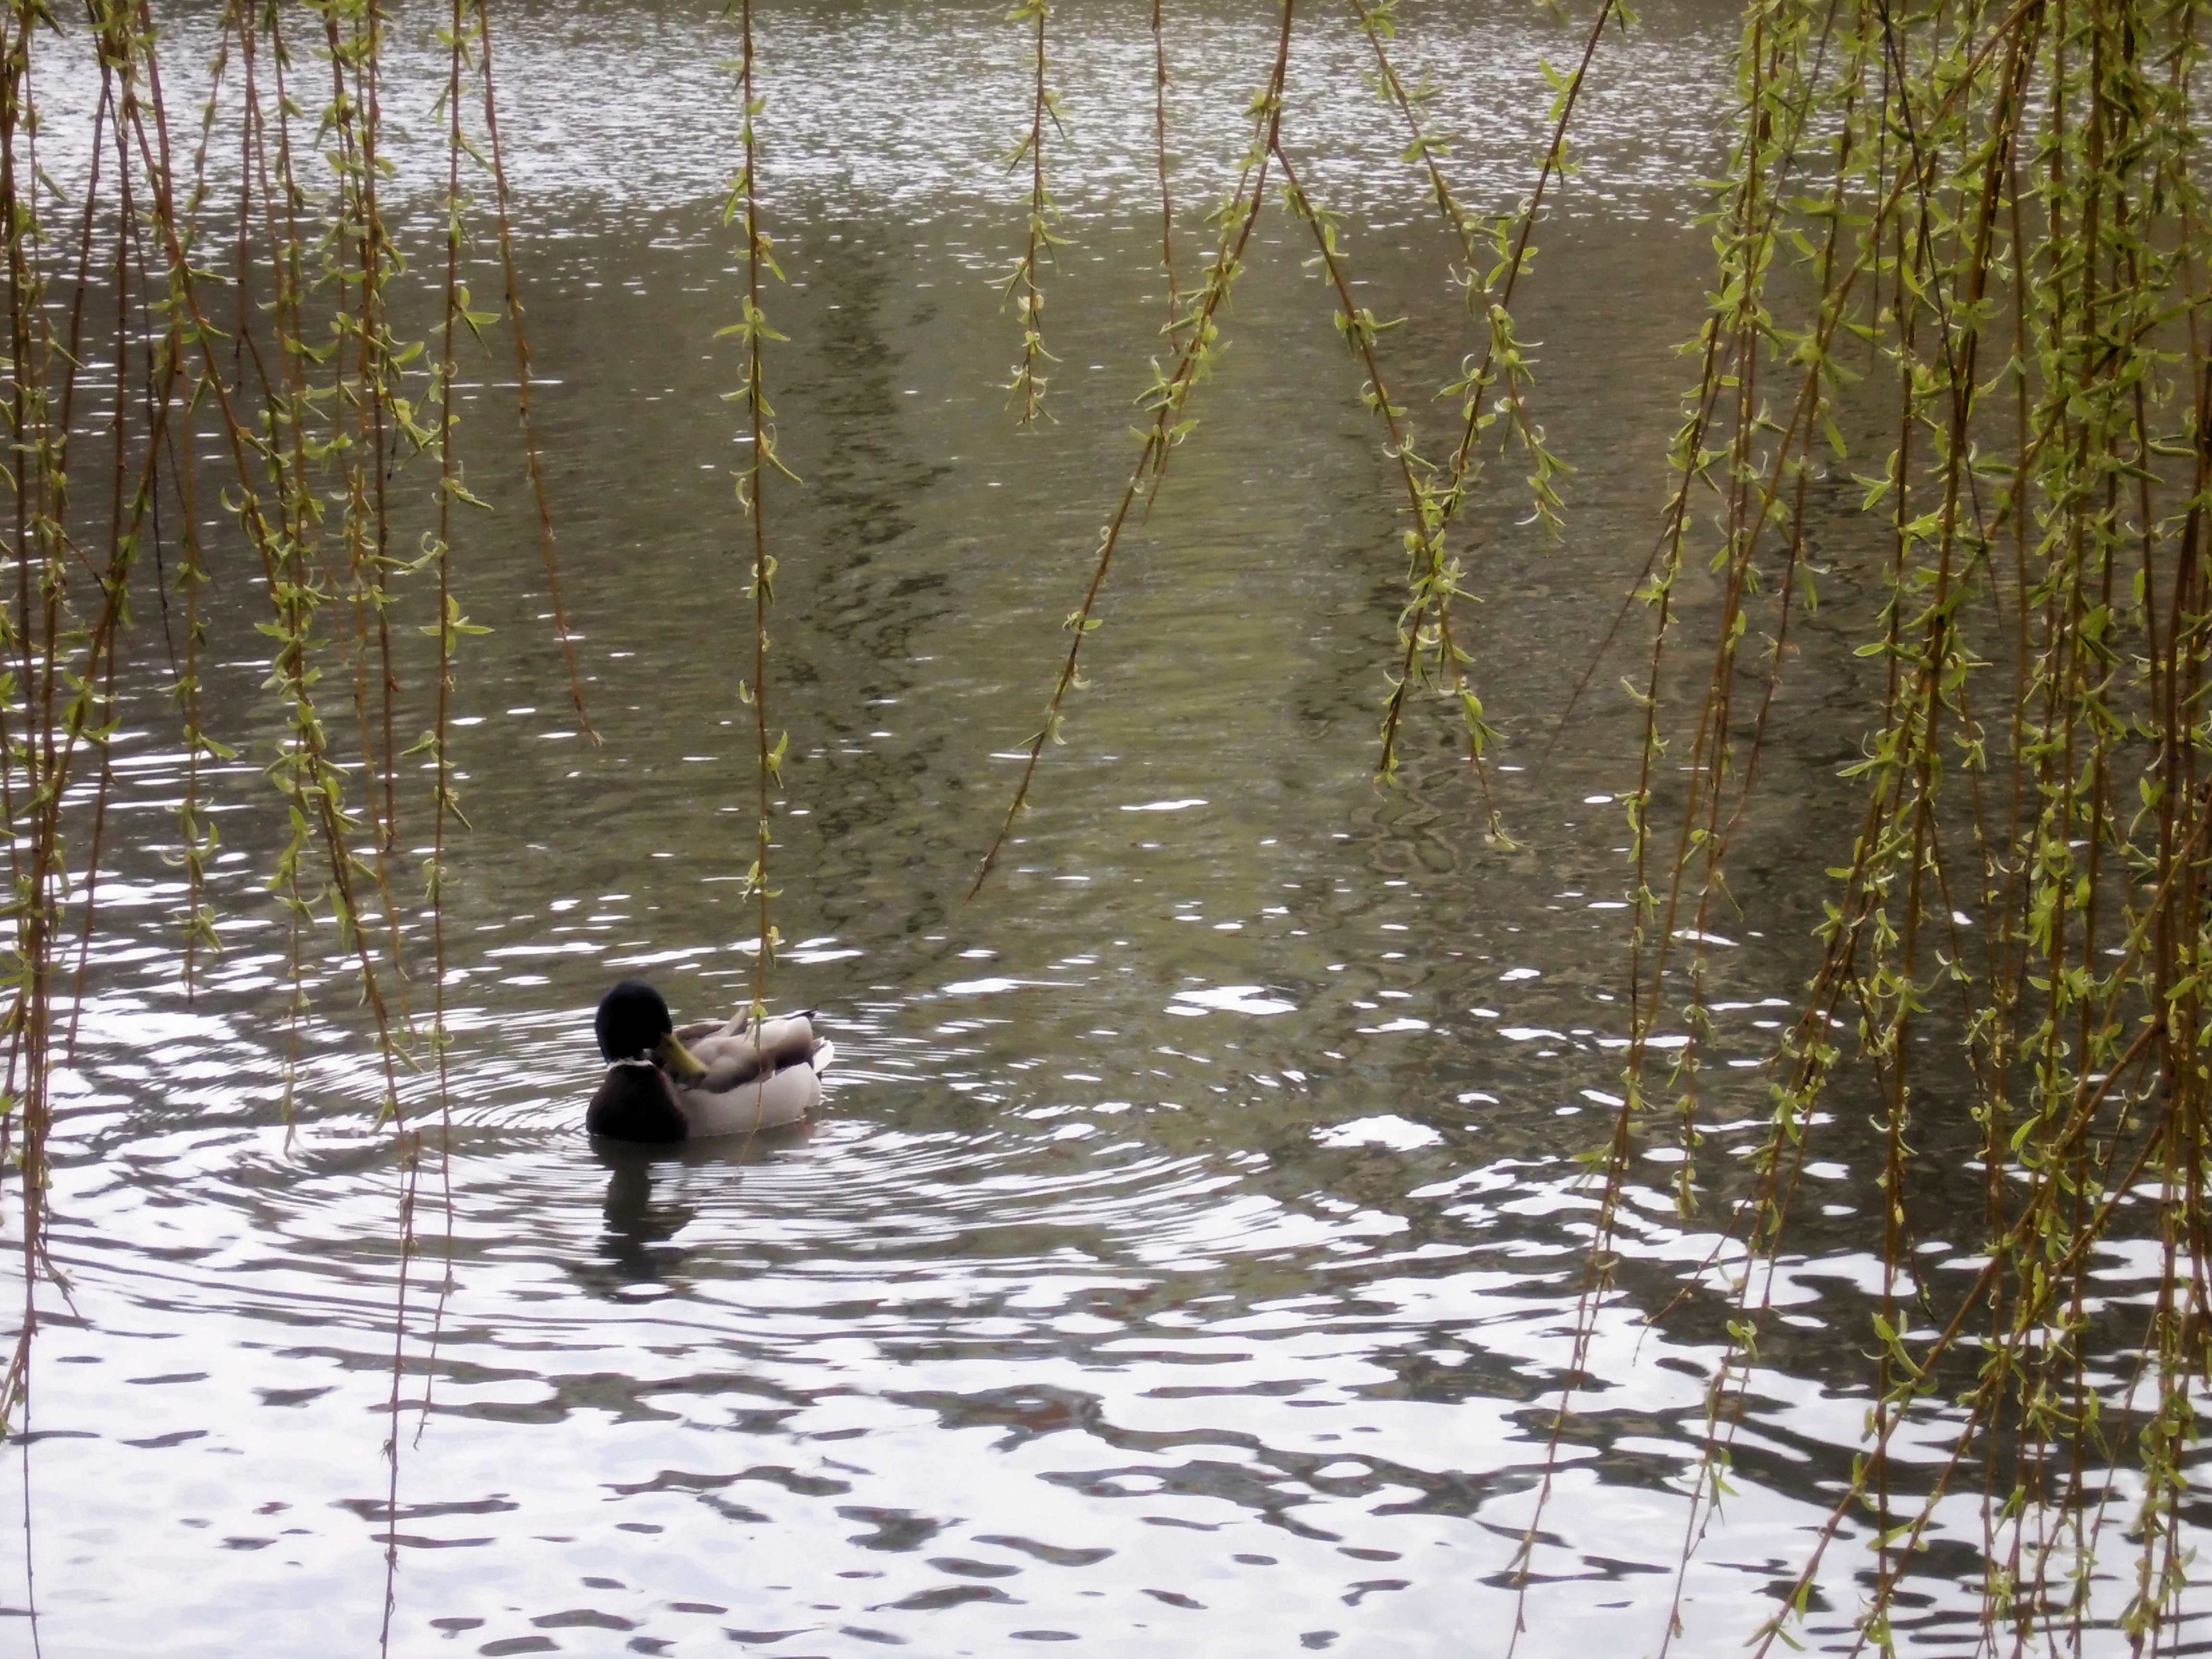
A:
7,0,2208,1654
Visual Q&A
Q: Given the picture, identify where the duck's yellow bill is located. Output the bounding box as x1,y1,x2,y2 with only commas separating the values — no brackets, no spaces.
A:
654,1033,709,1083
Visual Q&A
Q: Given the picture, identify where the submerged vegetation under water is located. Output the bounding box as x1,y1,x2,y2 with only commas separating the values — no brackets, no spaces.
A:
0,0,2205,1649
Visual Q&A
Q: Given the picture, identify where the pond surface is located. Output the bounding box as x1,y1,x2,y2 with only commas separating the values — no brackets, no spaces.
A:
7,0,2206,1655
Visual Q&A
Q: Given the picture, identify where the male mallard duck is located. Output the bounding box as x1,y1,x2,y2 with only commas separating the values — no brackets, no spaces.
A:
587,980,833,1143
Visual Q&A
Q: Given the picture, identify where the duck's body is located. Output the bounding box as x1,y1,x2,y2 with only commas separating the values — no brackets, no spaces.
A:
588,982,832,1144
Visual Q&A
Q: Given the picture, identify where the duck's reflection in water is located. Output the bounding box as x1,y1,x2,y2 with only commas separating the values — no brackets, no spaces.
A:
584,1125,815,1297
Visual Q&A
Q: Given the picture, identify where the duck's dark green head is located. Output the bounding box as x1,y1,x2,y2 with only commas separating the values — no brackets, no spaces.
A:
594,981,707,1081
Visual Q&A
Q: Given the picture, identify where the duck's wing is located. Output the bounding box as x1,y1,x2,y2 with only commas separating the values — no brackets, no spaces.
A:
687,1024,745,1067
678,1060,820,1136
691,1015,823,1093
685,1007,776,1065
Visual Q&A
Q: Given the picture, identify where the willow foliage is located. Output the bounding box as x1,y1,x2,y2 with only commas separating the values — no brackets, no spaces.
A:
0,0,582,1522
0,0,2205,1650
1539,0,2212,1646
980,0,2212,1645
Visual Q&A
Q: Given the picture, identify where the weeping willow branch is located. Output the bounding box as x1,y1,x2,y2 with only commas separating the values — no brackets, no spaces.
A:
1358,0,1599,803
1152,0,1177,330
1003,0,1065,421
0,0,567,1442
970,0,1298,898
1567,0,2212,1646
477,0,594,744
723,0,794,1010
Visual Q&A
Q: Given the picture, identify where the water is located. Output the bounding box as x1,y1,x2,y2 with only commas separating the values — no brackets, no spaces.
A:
7,0,2208,1654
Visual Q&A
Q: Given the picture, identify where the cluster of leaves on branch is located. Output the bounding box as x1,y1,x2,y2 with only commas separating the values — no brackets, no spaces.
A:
973,0,2210,1648
0,0,581,1442
1527,0,2212,1648
0,0,2202,1647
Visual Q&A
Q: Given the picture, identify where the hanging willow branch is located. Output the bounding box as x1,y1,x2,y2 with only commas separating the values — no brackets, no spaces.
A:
0,0,568,1441
1003,0,1065,421
975,0,1597,879
970,0,1298,897
478,0,595,745
1527,0,2212,1645
723,0,794,1010
1152,0,1178,330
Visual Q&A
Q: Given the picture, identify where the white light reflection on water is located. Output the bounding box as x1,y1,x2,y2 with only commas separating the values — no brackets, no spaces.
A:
15,0,1734,225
